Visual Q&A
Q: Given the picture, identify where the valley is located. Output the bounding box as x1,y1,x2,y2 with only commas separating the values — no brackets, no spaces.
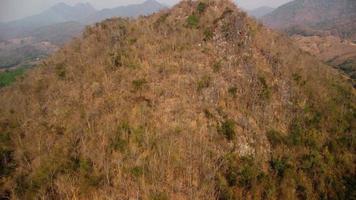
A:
260,0,356,86
0,0,165,73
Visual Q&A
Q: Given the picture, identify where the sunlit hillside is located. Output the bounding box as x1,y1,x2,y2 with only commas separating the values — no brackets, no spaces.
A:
0,0,355,199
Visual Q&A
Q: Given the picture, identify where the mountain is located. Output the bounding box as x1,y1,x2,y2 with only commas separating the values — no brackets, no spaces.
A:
0,3,96,40
262,0,356,40
0,1,354,199
84,0,167,24
247,6,274,18
0,0,166,41
262,0,356,85
0,0,165,70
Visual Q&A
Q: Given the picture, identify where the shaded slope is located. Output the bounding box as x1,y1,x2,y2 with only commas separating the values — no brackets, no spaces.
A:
0,1,354,199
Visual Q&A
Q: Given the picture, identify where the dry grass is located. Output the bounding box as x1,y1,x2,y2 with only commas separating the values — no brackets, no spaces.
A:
0,0,354,199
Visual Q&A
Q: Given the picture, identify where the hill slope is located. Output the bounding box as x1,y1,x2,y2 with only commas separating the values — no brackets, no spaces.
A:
0,1,355,199
262,0,356,40
292,35,356,86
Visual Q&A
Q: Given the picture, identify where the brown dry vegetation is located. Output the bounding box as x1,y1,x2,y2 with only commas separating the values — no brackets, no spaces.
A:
0,0,355,199
292,35,356,86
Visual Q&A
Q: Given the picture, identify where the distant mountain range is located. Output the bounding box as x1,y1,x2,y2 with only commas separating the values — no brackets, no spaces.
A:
247,6,274,18
0,0,166,69
0,0,166,42
261,0,356,86
0,3,96,41
262,0,356,40
85,0,166,24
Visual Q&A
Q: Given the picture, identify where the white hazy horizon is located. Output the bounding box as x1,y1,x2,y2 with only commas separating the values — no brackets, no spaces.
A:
0,0,292,22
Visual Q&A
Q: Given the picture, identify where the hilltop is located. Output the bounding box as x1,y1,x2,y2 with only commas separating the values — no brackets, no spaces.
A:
0,0,355,199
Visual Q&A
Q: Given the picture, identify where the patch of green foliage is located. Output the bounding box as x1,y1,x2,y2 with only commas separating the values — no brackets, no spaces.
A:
186,15,199,28
130,166,144,178
197,2,207,13
0,68,25,87
212,61,222,72
204,29,214,41
218,120,236,140
55,63,66,79
266,130,285,148
258,76,271,100
269,156,291,178
132,78,147,92
217,155,263,199
228,86,237,98
197,75,211,91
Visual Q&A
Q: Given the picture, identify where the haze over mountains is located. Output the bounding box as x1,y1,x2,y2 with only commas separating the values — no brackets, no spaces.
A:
0,0,166,69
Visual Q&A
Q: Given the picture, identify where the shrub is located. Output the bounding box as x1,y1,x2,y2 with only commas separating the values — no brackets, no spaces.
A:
111,137,127,152
237,157,259,188
300,151,323,174
216,175,235,200
266,129,285,148
213,61,222,72
78,158,102,188
130,166,144,178
129,38,137,45
197,75,211,91
228,86,237,98
258,76,271,100
292,73,306,86
288,121,304,146
132,79,147,92
218,120,235,140
197,2,207,13
0,148,14,177
55,63,66,79
186,15,199,28
270,157,291,178
204,29,214,41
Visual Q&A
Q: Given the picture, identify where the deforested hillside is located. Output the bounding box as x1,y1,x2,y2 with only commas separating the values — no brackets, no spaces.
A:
0,0,355,199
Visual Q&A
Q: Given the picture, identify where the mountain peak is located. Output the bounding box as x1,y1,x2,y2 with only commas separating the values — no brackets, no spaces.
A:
50,2,71,10
143,0,160,4
74,2,96,10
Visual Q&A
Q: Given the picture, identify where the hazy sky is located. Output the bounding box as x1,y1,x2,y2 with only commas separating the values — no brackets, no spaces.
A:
0,0,292,22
